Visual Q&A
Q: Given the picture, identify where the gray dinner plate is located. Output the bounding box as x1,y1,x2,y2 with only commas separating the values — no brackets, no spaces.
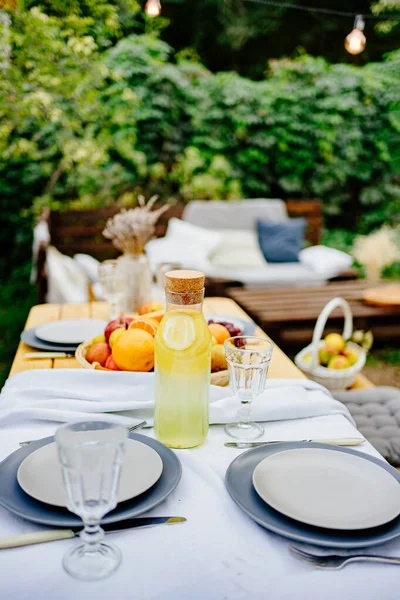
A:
226,441,400,548
205,314,256,336
0,433,181,527
21,327,79,353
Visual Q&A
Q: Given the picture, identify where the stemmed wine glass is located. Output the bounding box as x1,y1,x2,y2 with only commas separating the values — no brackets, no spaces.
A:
224,336,274,441
98,260,125,319
155,262,182,298
55,421,127,580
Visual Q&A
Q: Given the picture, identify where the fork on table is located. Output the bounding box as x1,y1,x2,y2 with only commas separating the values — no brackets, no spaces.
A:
19,421,147,446
289,545,400,570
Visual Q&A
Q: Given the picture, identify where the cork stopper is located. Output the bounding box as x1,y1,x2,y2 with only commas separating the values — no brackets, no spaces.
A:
165,270,205,305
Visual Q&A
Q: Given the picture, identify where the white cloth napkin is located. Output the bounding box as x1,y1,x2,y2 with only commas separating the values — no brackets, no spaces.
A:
0,369,354,427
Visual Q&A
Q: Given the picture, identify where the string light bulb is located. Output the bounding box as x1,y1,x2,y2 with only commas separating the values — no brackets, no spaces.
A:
345,15,366,55
145,0,161,17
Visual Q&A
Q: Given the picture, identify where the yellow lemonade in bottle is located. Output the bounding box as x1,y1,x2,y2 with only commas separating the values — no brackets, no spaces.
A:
154,270,212,448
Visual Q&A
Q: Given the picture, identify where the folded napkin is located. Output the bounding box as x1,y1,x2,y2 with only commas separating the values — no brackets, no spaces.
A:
0,369,354,428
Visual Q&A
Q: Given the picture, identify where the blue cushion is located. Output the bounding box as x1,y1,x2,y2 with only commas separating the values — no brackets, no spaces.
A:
256,218,306,263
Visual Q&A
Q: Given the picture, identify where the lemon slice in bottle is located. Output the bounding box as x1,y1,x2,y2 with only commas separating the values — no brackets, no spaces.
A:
163,314,196,351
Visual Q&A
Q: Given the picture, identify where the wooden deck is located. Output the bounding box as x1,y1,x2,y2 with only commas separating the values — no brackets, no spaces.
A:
227,280,400,348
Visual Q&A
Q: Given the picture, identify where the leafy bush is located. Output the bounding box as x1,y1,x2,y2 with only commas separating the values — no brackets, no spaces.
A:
187,54,400,229
1,9,400,285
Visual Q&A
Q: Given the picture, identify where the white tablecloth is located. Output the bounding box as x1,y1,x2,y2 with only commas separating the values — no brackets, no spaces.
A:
0,414,399,600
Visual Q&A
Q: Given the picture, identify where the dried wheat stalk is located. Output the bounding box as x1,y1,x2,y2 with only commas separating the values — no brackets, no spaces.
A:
103,195,169,254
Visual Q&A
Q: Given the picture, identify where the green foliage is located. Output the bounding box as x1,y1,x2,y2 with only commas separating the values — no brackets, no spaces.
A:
0,265,36,388
160,0,400,79
26,0,143,47
186,54,400,229
0,7,109,278
366,346,400,367
1,9,400,285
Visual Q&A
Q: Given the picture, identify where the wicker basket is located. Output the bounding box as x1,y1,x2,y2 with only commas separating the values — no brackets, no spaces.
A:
75,341,230,386
294,297,366,391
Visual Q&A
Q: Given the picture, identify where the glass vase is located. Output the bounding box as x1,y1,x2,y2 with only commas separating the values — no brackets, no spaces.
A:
117,252,153,313
365,263,382,286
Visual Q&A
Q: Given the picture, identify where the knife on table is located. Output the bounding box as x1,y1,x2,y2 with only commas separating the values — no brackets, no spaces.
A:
224,437,365,448
0,517,186,549
24,352,74,359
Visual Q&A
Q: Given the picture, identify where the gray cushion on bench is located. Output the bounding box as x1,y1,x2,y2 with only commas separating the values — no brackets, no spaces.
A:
332,387,400,467
183,199,288,230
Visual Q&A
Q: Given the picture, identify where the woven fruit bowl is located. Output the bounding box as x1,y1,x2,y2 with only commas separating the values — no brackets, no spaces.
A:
75,340,230,387
294,297,366,391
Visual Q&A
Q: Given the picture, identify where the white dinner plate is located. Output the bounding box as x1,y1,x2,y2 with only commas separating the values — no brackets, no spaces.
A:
252,448,400,530
35,319,107,344
17,439,163,508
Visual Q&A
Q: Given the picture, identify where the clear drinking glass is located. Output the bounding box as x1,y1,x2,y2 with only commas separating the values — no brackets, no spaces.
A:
224,336,274,441
98,260,125,319
156,263,182,294
55,421,127,581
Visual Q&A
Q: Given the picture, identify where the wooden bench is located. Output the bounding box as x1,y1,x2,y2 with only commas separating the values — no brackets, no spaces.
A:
35,199,355,302
227,280,400,348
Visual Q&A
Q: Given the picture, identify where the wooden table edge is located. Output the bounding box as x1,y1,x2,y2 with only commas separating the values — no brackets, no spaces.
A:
9,299,373,389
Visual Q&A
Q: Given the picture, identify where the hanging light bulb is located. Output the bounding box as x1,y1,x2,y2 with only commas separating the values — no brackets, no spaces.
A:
345,15,366,55
145,0,161,17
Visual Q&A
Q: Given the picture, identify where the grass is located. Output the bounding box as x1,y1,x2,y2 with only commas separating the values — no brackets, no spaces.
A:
366,347,400,367
0,265,36,388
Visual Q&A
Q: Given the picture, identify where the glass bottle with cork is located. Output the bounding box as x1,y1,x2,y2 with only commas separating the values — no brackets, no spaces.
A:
154,270,212,448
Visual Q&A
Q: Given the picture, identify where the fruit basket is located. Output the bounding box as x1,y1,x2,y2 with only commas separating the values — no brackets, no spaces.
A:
294,297,366,391
75,341,230,386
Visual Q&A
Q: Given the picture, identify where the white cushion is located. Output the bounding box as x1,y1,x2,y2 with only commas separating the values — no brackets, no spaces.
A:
145,238,210,274
166,218,221,255
183,199,288,230
46,246,89,303
299,246,353,279
31,220,51,283
204,263,325,286
209,230,267,268
92,281,105,301
73,253,100,283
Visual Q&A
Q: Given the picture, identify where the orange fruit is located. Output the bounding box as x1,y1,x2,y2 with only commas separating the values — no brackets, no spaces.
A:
128,318,158,337
138,301,164,316
208,323,231,344
112,329,154,372
139,310,165,323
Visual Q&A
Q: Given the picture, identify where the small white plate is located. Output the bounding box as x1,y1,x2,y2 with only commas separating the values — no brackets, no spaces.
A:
252,448,400,530
18,439,163,507
205,314,256,336
35,319,107,345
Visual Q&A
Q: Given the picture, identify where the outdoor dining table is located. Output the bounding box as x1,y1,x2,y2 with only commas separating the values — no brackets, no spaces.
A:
1,299,397,600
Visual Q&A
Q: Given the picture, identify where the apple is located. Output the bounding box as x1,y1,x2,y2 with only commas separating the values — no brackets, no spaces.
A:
327,355,350,370
105,355,121,371
318,348,332,366
138,301,163,316
104,316,133,343
109,327,125,348
324,333,345,355
342,347,359,366
211,344,228,372
86,342,111,367
92,334,106,344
